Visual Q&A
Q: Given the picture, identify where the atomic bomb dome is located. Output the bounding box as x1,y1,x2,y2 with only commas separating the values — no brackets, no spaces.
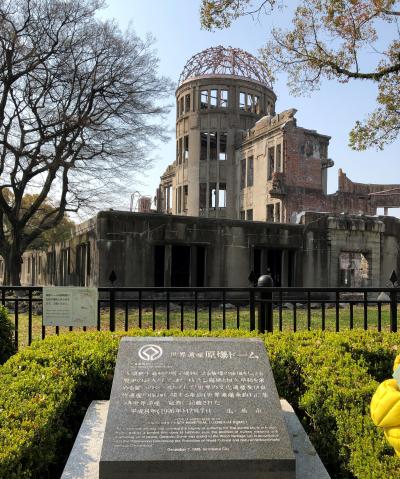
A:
178,46,272,87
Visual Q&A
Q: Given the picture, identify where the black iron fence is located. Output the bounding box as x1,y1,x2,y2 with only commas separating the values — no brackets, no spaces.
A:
1,286,399,351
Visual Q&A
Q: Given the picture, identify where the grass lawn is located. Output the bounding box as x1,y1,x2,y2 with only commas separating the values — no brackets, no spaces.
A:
9,303,399,350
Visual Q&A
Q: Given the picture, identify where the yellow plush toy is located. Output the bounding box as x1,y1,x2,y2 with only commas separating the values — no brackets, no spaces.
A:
370,355,400,456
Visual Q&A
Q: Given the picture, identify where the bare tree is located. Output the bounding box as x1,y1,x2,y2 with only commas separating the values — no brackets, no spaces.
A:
0,0,173,285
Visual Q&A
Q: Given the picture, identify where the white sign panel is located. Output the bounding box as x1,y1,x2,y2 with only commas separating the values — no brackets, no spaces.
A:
43,287,98,327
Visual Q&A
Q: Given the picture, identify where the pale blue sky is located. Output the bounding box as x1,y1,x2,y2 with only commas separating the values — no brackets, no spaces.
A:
102,0,399,215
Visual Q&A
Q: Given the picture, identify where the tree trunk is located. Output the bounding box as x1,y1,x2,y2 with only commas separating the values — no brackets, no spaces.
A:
4,247,23,286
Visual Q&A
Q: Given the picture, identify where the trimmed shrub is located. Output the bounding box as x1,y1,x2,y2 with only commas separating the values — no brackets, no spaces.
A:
0,305,15,364
0,329,399,478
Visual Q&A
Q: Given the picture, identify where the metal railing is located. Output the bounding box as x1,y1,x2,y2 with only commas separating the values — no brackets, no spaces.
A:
1,286,399,351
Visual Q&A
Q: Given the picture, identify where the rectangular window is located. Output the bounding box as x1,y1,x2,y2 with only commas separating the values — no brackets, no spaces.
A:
200,90,208,109
240,211,245,220
247,156,254,187
276,144,282,172
240,92,246,110
199,183,207,209
274,203,281,223
209,132,217,160
219,183,226,207
200,132,208,161
254,95,260,114
210,89,218,108
177,186,182,213
167,185,172,210
86,242,91,278
268,147,275,180
209,183,217,208
247,94,254,111
246,209,253,221
240,158,246,189
185,94,190,112
219,132,227,160
266,204,274,221
183,185,188,211
178,137,183,164
220,89,228,108
184,135,189,161
180,97,184,116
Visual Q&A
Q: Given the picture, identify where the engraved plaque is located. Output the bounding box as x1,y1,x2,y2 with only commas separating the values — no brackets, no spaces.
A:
100,337,295,479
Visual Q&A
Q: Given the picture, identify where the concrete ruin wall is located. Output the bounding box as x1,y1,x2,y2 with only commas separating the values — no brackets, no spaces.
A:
6,211,399,290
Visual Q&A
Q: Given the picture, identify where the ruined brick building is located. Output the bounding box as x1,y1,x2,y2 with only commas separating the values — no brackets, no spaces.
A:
157,46,400,222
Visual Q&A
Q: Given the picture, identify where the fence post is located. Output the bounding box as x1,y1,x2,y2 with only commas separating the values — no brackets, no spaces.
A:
390,290,398,333
249,289,255,331
110,288,116,332
257,275,274,333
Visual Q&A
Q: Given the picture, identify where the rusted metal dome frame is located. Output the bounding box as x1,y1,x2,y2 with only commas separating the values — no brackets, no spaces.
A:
178,46,272,87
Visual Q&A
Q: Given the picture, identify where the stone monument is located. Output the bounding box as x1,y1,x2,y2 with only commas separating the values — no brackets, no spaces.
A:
99,337,295,478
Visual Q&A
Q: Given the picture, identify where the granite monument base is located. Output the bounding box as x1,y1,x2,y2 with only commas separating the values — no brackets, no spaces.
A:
61,400,330,479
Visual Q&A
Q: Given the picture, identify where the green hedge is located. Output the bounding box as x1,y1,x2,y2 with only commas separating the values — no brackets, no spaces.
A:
0,306,15,364
0,329,399,478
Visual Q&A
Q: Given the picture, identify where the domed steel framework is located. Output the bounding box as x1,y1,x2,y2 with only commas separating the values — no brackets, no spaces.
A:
178,46,272,87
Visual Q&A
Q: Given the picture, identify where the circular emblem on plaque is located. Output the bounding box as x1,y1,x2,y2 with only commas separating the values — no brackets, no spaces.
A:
138,344,163,361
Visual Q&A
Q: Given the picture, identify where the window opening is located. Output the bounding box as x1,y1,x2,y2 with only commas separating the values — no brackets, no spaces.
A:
199,183,207,209
171,246,191,287
274,203,281,223
209,132,217,160
247,156,254,187
196,246,206,287
200,90,208,109
253,248,262,281
240,211,245,220
177,186,182,213
168,186,172,210
183,185,188,211
266,204,274,221
219,183,226,207
210,89,218,108
200,132,208,161
180,97,184,116
154,245,165,287
254,95,260,114
239,92,246,110
185,94,190,112
276,144,282,172
184,135,189,161
240,158,246,189
209,183,217,208
246,209,253,221
247,94,254,111
266,249,282,286
220,90,228,108
219,133,227,160
268,147,275,180
178,137,183,164
339,252,370,287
